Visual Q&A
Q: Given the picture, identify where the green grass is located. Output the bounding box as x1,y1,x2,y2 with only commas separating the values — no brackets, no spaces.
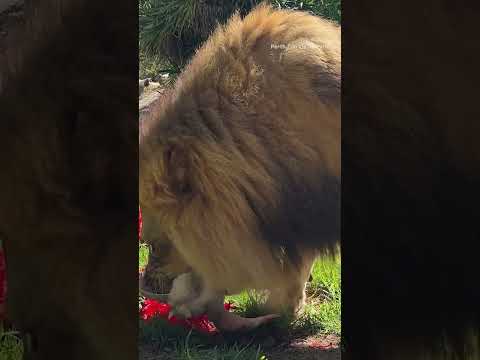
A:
139,243,149,270
140,321,270,360
139,0,341,82
139,244,341,359
0,324,23,360
167,338,268,360
308,256,341,334
275,0,341,22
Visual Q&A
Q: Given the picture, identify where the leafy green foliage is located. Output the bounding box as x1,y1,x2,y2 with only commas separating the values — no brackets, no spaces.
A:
138,0,341,79
139,0,197,59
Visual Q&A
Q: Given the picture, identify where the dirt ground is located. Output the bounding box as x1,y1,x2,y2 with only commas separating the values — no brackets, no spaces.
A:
139,334,341,360
266,334,340,360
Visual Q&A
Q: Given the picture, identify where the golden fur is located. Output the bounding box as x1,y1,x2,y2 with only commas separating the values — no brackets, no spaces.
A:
140,4,340,312
140,211,190,294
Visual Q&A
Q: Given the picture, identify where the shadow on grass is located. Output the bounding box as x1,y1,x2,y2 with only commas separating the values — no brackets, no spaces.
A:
138,255,341,360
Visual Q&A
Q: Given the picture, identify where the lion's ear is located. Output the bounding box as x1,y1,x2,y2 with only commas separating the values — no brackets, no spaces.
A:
164,144,193,196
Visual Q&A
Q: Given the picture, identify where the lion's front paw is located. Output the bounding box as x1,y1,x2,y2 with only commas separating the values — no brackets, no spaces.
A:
167,272,214,319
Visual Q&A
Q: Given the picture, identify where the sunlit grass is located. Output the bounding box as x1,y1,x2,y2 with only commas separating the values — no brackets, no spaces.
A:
139,244,341,359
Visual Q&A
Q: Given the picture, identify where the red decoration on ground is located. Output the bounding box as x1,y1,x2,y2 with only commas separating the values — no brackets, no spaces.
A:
140,299,218,334
139,206,234,334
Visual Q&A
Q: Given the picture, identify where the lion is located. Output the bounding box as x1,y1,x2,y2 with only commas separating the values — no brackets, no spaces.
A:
139,4,340,327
